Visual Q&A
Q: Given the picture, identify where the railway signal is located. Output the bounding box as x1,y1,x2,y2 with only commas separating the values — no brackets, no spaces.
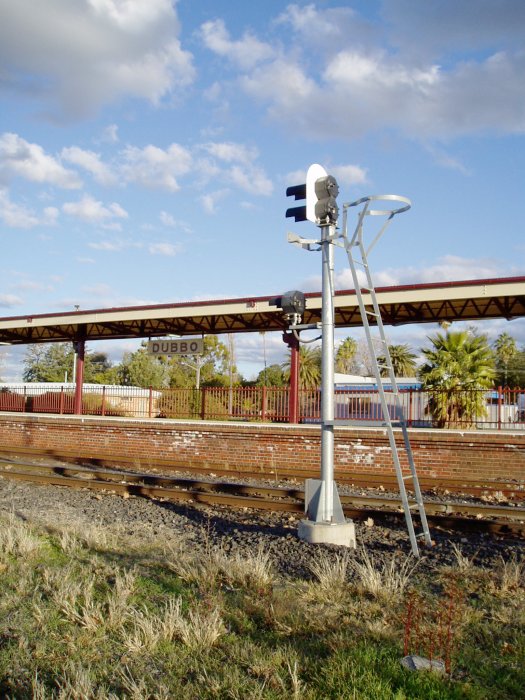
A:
286,164,337,225
285,164,355,547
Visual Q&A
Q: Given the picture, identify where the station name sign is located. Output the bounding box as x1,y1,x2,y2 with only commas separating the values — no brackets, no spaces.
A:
147,338,204,356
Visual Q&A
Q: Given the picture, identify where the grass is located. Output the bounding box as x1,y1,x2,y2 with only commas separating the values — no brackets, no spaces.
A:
0,513,524,699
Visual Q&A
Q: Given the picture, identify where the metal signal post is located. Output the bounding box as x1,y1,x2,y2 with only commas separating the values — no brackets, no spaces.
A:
286,165,356,547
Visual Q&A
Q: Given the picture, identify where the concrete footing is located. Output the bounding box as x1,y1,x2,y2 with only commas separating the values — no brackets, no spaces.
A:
298,519,356,547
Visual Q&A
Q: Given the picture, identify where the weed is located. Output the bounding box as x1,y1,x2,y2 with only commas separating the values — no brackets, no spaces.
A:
450,542,478,571
349,547,419,599
0,512,42,557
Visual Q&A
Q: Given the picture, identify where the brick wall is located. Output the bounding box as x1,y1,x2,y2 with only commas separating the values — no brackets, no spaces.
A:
1,413,524,483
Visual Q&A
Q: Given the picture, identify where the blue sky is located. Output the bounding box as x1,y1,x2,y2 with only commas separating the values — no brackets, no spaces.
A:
0,0,524,381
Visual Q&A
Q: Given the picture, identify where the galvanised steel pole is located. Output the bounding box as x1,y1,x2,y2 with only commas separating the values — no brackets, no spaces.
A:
320,221,336,520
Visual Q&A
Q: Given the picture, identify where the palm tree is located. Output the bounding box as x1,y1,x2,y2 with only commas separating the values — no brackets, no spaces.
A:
377,343,417,377
493,332,517,386
335,336,357,374
419,330,495,428
282,345,322,389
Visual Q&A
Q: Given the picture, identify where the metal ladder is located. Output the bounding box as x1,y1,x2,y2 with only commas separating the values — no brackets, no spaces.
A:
340,197,432,556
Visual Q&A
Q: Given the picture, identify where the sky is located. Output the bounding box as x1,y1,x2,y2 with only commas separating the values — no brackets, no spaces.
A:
0,0,524,381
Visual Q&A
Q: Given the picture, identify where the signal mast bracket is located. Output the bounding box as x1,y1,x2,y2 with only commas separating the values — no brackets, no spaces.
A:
287,231,320,251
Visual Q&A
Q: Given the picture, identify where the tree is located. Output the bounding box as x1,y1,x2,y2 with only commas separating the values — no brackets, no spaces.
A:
378,343,417,377
282,345,322,389
418,330,496,428
116,346,168,388
167,335,234,388
23,344,71,382
493,332,518,386
504,348,525,388
335,336,358,374
255,363,286,387
23,343,115,384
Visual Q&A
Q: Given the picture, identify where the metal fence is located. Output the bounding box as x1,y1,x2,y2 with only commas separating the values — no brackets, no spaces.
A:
0,384,524,430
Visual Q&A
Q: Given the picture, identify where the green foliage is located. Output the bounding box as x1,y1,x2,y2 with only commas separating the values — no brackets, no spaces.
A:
419,330,496,428
23,343,114,384
256,363,286,387
493,333,522,387
504,348,525,388
115,336,234,390
157,389,201,419
379,344,418,378
1,513,524,699
335,336,358,374
116,346,169,388
282,345,322,389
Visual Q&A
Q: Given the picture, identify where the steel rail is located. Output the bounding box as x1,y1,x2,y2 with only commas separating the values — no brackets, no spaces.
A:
0,448,523,500
0,461,524,539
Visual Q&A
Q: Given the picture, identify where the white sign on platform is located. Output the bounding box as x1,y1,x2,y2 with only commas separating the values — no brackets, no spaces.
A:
147,338,204,356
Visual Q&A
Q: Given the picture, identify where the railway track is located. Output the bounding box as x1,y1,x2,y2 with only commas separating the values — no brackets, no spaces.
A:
1,456,524,539
0,445,523,501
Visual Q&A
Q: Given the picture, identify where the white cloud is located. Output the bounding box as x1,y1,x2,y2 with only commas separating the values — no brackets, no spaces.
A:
0,133,81,188
62,194,128,223
121,143,192,191
199,141,273,196
0,189,58,228
0,293,23,308
200,18,273,69
0,0,195,119
88,240,126,251
203,141,258,165
159,211,191,233
333,255,511,290
382,0,525,59
148,242,182,256
200,189,229,215
82,282,114,297
100,124,119,143
213,9,525,142
159,211,176,227
61,146,116,185
228,165,273,196
330,164,368,186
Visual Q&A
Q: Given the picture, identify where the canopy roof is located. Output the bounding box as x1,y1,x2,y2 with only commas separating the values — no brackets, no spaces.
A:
0,276,524,345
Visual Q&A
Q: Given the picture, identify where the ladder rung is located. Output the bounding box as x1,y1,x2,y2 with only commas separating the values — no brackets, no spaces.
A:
365,310,379,317
402,473,414,481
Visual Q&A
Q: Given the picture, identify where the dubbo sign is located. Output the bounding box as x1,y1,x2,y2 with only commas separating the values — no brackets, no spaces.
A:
147,338,204,356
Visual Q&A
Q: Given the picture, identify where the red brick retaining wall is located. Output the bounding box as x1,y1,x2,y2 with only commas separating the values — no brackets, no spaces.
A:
1,413,524,483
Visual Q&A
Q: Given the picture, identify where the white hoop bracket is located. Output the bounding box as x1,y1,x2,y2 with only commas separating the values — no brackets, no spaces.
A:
342,194,411,256
344,194,411,217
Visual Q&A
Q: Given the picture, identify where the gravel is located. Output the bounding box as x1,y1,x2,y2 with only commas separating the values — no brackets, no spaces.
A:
1,472,524,581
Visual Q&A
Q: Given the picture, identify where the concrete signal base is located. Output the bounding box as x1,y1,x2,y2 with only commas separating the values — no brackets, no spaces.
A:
298,519,356,548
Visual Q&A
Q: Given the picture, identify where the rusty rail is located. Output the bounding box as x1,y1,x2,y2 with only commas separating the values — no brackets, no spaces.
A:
0,446,523,502
0,458,524,539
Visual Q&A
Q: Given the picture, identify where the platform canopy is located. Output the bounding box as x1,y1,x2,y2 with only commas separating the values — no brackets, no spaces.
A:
0,276,524,345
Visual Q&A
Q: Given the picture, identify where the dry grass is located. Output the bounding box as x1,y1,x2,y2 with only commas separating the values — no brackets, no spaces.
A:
492,553,525,595
224,543,276,590
122,596,225,654
167,535,276,594
1,513,524,699
0,512,42,557
305,550,350,604
349,547,419,599
450,542,478,571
